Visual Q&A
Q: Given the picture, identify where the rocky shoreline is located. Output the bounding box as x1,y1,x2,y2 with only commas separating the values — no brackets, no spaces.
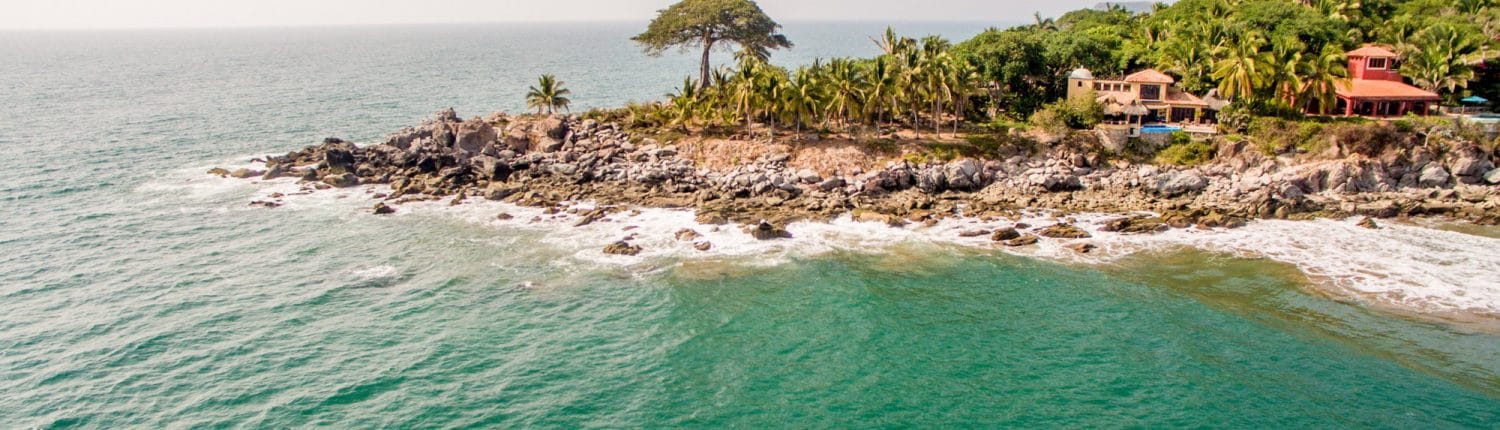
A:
214,108,1500,251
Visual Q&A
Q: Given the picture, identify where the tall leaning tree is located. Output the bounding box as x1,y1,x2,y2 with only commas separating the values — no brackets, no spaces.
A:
632,0,792,90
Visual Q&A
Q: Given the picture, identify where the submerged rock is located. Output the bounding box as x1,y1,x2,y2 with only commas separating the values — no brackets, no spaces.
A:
603,241,642,256
749,220,792,240
1002,234,1040,247
1038,224,1091,239
675,228,702,241
373,202,395,215
990,227,1021,241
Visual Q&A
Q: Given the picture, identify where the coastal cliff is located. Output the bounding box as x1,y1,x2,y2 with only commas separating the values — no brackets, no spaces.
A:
216,109,1500,239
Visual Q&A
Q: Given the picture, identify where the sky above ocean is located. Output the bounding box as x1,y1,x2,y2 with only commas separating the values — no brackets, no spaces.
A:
1,0,1114,30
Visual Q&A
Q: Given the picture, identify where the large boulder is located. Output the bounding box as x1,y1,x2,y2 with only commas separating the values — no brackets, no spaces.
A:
1418,164,1451,188
1451,157,1495,184
1038,223,1091,239
323,146,356,174
1155,171,1209,197
474,156,513,182
748,220,792,240
539,116,568,139
453,118,497,155
1485,167,1500,185
990,227,1021,241
945,159,984,191
503,127,531,152
603,241,642,256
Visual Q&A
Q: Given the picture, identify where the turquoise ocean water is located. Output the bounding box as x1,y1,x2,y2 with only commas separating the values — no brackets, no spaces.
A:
2,22,1499,427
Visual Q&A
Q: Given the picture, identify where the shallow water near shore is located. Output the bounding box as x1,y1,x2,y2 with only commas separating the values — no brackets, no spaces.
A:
3,23,1500,427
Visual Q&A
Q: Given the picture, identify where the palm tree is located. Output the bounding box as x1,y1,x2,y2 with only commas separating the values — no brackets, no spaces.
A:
1298,45,1350,114
666,78,700,128
526,74,572,115
1211,34,1273,101
1401,23,1490,94
871,26,916,57
783,67,821,137
1270,35,1307,106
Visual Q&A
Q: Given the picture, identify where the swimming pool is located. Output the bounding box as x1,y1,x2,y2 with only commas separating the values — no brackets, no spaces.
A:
1139,124,1183,133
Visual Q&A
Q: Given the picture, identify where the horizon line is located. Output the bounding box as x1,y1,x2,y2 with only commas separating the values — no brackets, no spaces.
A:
0,18,1023,33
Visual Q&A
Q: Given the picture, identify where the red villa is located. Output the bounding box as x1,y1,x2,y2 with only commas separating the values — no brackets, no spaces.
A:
1330,45,1441,116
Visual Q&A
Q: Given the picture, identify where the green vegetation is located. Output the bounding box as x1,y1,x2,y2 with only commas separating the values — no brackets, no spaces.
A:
633,0,792,90
592,0,1500,153
952,0,1500,117
650,29,980,140
526,75,572,115
1030,93,1105,134
1155,131,1217,165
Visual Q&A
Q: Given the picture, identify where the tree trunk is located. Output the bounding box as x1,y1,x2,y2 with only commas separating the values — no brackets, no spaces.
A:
699,38,714,91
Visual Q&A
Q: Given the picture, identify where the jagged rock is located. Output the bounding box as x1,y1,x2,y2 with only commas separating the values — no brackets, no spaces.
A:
573,209,606,227
749,220,792,240
1451,157,1494,180
207,167,230,177
818,178,845,192
539,116,568,139
1038,223,1091,239
322,173,358,188
1002,234,1040,247
695,211,728,225
262,165,287,180
1356,216,1379,229
324,147,356,174
990,227,1021,241
1069,243,1097,253
603,241,642,256
693,241,713,251
373,202,395,215
229,168,264,179
1418,164,1451,188
1484,167,1500,185
1100,217,1168,234
797,169,821,184
675,228,702,241
484,183,520,201
454,118,497,154
958,229,991,238
1156,171,1209,197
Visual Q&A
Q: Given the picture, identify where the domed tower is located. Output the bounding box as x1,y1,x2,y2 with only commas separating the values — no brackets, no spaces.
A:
1067,67,1095,101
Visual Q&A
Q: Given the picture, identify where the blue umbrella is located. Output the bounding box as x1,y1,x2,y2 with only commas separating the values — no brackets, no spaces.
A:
1461,95,1489,104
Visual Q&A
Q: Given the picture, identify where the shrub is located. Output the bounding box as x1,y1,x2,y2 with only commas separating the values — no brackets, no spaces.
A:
1217,104,1251,133
1029,95,1104,133
1155,133,1216,166
1331,122,1405,156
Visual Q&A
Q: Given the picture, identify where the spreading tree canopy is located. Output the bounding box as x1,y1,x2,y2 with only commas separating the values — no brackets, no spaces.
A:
632,0,792,89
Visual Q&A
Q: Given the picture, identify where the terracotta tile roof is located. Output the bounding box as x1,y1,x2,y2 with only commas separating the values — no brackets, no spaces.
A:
1124,69,1175,84
1164,88,1207,106
1348,44,1399,58
1336,79,1440,100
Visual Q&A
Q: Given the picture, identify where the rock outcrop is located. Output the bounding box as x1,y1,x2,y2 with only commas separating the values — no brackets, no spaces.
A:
224,108,1500,237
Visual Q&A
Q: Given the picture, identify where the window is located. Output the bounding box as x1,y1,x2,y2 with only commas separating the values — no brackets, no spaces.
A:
1094,82,1102,90
1368,57,1388,69
1140,84,1161,101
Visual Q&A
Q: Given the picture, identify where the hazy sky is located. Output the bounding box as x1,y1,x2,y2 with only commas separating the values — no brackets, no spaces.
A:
0,0,1106,30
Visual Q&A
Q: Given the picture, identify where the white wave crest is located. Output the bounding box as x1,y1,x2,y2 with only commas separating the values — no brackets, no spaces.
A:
223,176,1500,318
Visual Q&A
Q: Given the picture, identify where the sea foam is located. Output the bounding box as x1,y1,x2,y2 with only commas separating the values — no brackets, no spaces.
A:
210,172,1500,318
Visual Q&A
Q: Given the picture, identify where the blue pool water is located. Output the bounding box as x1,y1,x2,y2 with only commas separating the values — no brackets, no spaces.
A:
1140,124,1183,133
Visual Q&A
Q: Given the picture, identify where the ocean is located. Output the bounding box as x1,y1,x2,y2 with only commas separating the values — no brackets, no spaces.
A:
1,22,1498,427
